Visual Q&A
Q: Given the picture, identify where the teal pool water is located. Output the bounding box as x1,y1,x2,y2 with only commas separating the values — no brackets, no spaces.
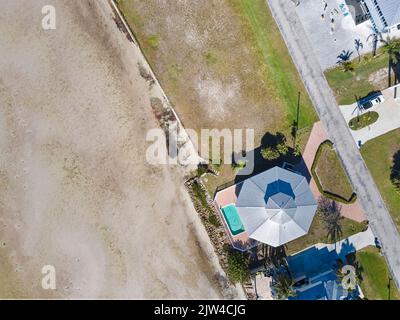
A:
221,204,245,236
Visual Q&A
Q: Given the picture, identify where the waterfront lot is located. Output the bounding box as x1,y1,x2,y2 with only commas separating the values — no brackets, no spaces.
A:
0,0,233,299
117,0,318,192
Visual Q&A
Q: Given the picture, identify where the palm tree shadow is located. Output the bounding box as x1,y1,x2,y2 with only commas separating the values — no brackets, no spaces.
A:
391,58,400,85
337,50,353,64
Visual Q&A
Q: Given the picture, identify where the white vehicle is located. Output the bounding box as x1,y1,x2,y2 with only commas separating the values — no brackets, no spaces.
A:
361,93,385,110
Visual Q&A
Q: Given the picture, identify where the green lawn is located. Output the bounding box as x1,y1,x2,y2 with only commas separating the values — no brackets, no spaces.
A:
349,111,379,130
325,52,389,105
314,142,355,202
361,129,400,229
287,212,368,255
356,246,399,300
231,0,316,126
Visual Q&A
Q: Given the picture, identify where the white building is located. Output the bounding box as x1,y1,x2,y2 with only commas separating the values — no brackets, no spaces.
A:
361,0,400,32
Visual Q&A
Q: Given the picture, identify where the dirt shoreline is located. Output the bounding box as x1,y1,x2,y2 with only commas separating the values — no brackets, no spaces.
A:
0,0,242,299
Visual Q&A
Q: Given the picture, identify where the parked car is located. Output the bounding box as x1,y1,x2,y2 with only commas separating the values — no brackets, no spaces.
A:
360,93,384,110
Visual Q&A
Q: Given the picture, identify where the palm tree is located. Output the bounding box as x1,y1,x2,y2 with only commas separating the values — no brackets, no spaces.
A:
367,26,384,56
271,270,296,300
381,36,400,64
380,36,400,85
354,39,363,62
318,197,343,243
260,244,287,269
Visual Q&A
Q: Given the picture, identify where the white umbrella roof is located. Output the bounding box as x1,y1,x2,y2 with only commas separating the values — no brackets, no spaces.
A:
236,166,317,247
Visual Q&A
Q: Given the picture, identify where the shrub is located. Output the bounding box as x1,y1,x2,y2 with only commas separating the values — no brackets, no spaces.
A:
340,61,354,72
261,146,280,160
276,142,289,156
231,160,247,172
197,164,209,177
225,246,250,283
294,142,301,157
208,213,221,228
260,133,289,160
191,181,209,209
391,173,400,192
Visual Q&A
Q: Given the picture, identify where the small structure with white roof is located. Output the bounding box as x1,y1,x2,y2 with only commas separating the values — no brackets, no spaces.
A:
236,167,317,247
214,166,317,250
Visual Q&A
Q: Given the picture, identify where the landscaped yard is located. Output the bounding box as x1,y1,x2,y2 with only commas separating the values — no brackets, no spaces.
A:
116,0,317,194
325,51,390,105
356,246,399,300
361,129,400,229
286,212,368,255
349,111,379,131
313,141,355,203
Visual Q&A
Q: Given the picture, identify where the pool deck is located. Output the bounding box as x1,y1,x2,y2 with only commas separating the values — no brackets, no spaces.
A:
214,183,258,251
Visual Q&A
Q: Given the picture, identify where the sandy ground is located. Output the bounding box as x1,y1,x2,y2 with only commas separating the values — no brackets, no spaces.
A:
0,0,241,299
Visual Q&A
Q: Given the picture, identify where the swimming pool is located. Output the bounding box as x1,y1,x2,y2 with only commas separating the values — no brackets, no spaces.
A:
221,204,245,236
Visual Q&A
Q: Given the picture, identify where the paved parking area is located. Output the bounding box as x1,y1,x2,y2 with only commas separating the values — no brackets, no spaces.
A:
296,0,374,69
339,86,400,145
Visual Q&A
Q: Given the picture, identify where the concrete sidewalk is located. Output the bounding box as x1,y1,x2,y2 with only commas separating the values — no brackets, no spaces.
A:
315,227,375,258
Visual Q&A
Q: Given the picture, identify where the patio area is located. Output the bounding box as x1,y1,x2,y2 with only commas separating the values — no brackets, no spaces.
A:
214,183,258,251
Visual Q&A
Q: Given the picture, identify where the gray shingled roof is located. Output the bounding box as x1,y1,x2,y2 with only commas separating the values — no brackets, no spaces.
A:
363,0,400,30
236,166,317,247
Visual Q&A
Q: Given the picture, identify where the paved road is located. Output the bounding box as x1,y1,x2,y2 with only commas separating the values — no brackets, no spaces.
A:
267,0,400,287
